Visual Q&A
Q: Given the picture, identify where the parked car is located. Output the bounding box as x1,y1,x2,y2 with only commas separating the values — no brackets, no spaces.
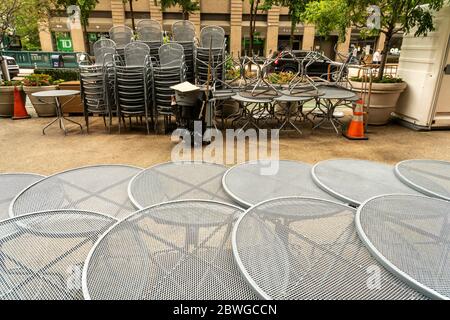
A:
271,50,346,81
0,55,20,79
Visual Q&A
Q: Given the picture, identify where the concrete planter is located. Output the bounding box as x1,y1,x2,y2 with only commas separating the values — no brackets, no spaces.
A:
0,86,26,117
350,81,407,125
58,81,83,114
23,85,58,117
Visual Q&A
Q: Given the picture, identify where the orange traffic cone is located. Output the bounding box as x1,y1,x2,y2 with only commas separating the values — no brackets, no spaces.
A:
12,86,30,120
343,99,368,140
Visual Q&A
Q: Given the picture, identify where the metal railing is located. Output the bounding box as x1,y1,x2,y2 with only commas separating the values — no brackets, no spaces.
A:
0,51,82,69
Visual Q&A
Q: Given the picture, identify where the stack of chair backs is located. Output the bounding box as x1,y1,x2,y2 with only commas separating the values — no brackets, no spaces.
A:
114,42,152,134
196,26,226,89
172,20,196,82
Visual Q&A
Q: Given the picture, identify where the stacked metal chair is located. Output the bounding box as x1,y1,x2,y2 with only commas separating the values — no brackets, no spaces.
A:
108,26,134,57
114,42,152,134
151,43,186,132
195,26,227,89
136,19,163,62
172,20,195,82
80,38,116,133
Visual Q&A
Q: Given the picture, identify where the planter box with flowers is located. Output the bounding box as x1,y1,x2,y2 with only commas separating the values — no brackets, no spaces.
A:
23,74,63,117
0,80,26,118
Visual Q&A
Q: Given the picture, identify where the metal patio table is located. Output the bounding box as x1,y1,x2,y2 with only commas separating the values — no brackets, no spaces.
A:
0,210,116,300
309,86,357,134
311,159,421,206
356,194,450,300
10,165,142,219
395,159,450,201
82,200,258,300
273,90,317,135
32,90,83,135
128,161,235,209
231,94,274,132
232,197,425,300
0,173,44,221
222,160,341,208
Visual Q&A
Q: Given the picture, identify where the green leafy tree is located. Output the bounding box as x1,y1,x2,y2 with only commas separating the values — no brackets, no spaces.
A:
276,0,310,49
158,0,200,20
303,0,449,79
57,0,99,54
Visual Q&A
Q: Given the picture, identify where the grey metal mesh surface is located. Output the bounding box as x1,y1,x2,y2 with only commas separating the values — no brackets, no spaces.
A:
0,174,44,221
172,20,196,42
136,19,162,42
128,162,236,209
159,42,184,66
223,160,341,208
0,210,115,300
233,197,426,300
83,200,258,300
312,159,420,206
200,26,225,48
11,165,141,219
395,159,450,201
108,26,133,49
124,42,150,66
356,194,450,300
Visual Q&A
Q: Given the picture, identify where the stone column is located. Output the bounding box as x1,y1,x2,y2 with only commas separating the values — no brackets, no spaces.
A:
302,24,315,51
38,19,54,52
336,27,352,61
230,0,243,57
188,0,201,36
265,6,280,56
149,0,163,23
111,0,126,26
70,25,86,52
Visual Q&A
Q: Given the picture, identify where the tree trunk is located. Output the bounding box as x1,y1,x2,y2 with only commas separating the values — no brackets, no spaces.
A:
82,22,91,55
290,21,295,50
183,11,189,20
378,33,392,80
129,0,136,31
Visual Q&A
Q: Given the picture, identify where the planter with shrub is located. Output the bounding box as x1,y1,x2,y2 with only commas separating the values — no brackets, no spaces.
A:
23,74,63,117
0,80,25,118
34,68,83,114
350,76,407,125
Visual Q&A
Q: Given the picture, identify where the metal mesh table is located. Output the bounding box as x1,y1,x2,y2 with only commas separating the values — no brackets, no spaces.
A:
312,159,420,206
10,165,142,219
395,159,450,201
356,194,450,300
0,210,116,300
222,160,341,208
0,173,44,221
233,197,426,300
128,161,236,209
83,200,258,300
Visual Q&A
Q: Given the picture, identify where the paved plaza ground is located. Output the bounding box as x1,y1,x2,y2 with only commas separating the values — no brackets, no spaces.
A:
1,114,448,175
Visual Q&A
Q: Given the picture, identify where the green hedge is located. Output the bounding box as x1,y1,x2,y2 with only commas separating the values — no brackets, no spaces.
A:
34,68,80,82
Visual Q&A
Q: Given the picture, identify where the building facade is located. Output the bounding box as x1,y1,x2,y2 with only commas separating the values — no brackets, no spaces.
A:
39,0,400,60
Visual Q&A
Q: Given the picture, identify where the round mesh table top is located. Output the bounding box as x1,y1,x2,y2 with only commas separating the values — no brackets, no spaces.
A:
10,165,142,219
356,194,450,300
0,210,116,300
128,161,236,209
395,159,450,201
233,197,425,300
223,160,341,208
312,159,420,206
83,200,258,300
0,173,44,221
